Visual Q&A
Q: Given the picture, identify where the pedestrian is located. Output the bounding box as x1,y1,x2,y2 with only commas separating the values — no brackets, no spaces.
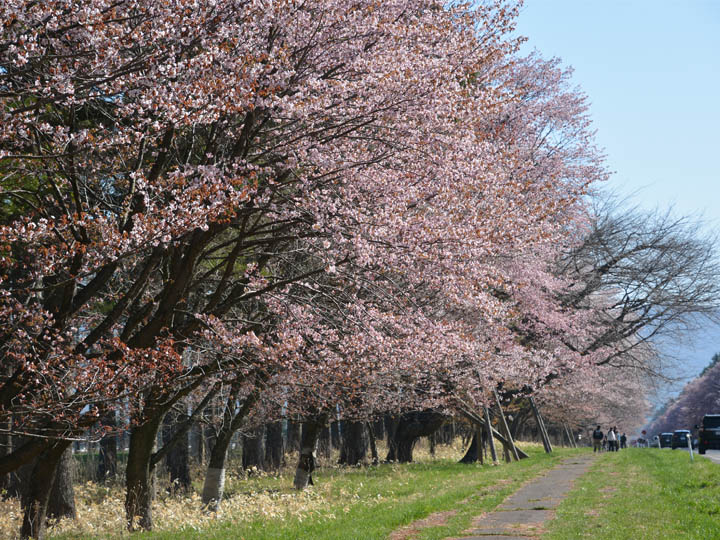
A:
607,427,617,451
620,432,627,449
592,425,603,452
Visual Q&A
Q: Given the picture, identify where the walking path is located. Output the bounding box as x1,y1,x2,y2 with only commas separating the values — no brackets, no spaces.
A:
450,453,597,540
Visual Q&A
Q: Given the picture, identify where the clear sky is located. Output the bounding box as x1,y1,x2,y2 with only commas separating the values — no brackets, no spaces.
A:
514,1,720,404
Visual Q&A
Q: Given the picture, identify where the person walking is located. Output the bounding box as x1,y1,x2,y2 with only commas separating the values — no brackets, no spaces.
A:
607,427,617,452
620,432,627,449
592,425,604,452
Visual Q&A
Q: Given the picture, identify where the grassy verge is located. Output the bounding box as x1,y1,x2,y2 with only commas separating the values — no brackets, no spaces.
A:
137,445,579,540
544,448,720,539
28,443,581,540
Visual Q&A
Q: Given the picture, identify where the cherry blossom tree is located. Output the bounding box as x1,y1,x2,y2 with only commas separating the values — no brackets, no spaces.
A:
1,1,623,536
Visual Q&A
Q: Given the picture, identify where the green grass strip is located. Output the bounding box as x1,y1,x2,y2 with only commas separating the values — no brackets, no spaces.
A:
544,448,720,539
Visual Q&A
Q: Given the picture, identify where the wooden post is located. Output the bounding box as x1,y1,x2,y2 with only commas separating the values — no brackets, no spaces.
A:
493,390,519,461
529,397,553,453
477,425,484,465
564,423,577,448
483,406,498,463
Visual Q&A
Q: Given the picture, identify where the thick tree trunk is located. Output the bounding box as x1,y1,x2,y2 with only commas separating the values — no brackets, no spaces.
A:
190,421,205,465
338,420,367,466
366,422,379,465
125,417,161,531
318,425,331,459
385,411,444,463
293,417,325,490
385,415,399,461
47,446,76,521
330,421,341,449
97,418,118,482
265,422,284,471
510,408,529,440
20,440,70,540
372,418,385,440
162,409,191,492
0,418,12,495
286,420,301,452
459,429,481,464
202,420,216,466
242,425,266,472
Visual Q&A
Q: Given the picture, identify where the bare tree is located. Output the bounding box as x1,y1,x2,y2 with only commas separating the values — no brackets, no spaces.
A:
559,193,720,374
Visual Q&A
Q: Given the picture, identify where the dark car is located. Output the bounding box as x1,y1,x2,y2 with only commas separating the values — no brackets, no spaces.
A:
659,433,673,448
696,414,720,454
671,429,692,449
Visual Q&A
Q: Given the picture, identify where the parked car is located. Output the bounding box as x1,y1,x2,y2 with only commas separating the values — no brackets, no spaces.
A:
671,429,692,449
696,414,720,454
658,433,673,448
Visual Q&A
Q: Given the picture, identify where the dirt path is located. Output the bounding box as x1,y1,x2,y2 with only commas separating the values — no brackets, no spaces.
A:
448,453,597,540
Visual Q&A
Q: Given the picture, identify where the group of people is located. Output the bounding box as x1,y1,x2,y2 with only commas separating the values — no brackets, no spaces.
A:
591,426,627,452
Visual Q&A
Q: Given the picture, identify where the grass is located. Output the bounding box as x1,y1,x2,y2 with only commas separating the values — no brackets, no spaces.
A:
134,443,577,540
0,440,580,540
544,448,720,539
12,445,720,539
137,445,577,540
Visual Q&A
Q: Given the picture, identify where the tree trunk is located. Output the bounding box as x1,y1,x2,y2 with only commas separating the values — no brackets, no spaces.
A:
318,425,331,459
366,422,379,465
97,417,118,482
265,422,284,471
201,425,234,511
385,411,444,463
293,417,325,490
242,425,266,472
201,386,257,511
190,421,205,465
459,431,479,464
47,446,76,521
125,417,161,531
338,420,367,466
330,421,341,449
0,418,12,495
286,420,301,452
162,409,191,492
385,415,399,461
20,440,70,540
372,418,385,440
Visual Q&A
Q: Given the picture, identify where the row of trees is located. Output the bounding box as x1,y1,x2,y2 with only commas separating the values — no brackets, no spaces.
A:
1,1,718,538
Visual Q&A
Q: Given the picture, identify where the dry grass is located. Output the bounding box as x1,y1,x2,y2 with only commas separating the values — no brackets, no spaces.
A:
0,437,497,539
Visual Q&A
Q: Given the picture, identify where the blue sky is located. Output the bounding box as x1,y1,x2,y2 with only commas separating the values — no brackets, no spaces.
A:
514,1,720,404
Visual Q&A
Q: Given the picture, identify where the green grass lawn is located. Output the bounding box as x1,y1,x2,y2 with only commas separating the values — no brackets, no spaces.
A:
544,448,720,540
